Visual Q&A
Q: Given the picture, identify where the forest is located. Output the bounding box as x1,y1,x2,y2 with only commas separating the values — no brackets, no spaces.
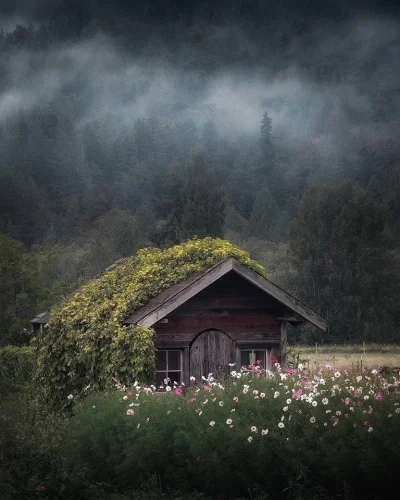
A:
1,0,400,346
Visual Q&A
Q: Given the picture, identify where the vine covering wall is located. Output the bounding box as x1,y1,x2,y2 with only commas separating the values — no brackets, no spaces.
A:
33,238,265,409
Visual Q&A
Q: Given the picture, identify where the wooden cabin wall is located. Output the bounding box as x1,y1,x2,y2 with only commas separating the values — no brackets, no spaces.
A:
153,271,284,348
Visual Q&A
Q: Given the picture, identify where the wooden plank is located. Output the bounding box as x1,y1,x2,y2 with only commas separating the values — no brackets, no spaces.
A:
230,260,327,332
280,321,287,369
183,347,190,384
189,329,236,380
137,259,235,328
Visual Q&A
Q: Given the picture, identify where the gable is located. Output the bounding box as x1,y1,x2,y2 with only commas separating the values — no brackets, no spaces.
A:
123,257,327,331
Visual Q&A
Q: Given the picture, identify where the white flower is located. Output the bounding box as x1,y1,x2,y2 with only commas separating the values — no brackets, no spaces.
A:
395,408,400,414
371,369,378,375
92,405,96,408
164,378,170,384
356,376,362,383
322,398,329,405
278,422,285,428
280,374,287,381
368,426,373,433
274,391,280,399
336,411,342,416
243,388,248,394
319,378,326,385
123,395,128,400
251,426,258,433
247,436,253,442
349,407,354,412
229,363,236,367
126,409,134,416
226,419,233,425
198,411,202,416
298,364,304,370
209,421,215,427
231,408,236,412
283,406,289,412
253,390,259,395
190,376,196,381
312,401,318,407
281,415,285,421
261,429,269,435
388,414,393,418
230,371,237,377
260,393,266,398
165,386,171,392
364,395,369,400
67,394,73,400
137,423,140,428
326,410,332,414
286,399,292,404
334,371,341,378
310,416,316,423
219,401,224,407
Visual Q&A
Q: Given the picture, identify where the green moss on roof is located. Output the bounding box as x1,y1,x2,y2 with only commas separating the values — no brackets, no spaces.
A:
33,238,266,409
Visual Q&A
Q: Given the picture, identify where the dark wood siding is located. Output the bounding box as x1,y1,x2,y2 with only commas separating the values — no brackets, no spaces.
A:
153,271,284,346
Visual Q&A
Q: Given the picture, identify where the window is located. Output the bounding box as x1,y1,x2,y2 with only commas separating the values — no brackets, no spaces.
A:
156,350,182,387
240,349,270,369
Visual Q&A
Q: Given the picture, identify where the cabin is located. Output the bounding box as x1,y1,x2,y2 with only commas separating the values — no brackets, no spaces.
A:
31,256,326,386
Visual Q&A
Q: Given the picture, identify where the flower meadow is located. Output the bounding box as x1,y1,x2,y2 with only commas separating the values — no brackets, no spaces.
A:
46,363,400,499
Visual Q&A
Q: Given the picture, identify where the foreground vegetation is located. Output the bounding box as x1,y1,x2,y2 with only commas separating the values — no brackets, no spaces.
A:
1,359,400,500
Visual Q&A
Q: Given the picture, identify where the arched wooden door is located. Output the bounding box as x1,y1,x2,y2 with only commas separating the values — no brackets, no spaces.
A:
190,329,236,381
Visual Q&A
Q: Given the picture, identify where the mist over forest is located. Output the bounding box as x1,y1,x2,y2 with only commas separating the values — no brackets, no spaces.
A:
1,0,400,345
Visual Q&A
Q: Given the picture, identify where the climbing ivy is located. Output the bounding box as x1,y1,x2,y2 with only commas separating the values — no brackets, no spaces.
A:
33,238,266,410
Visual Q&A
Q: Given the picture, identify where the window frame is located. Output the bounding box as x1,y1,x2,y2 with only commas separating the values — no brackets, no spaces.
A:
240,348,273,370
155,349,183,385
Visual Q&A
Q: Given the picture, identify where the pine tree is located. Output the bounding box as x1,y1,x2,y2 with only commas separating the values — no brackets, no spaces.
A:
260,110,276,176
289,181,400,342
163,149,226,243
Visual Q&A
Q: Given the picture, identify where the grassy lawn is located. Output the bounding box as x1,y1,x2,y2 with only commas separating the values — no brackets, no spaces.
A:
290,343,400,370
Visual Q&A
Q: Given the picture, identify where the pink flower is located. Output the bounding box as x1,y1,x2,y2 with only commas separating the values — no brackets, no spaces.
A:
286,368,297,376
310,416,316,423
345,397,351,405
174,387,184,396
374,392,383,401
203,385,212,392
332,417,339,427
292,389,303,400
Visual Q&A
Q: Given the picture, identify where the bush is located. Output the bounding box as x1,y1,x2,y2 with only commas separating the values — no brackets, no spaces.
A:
0,345,35,395
53,365,400,499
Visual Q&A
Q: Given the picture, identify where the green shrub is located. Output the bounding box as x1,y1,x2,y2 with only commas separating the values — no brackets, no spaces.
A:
53,366,400,499
33,238,266,411
0,345,35,394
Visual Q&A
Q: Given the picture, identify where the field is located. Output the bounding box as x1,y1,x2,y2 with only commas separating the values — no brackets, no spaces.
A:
290,343,400,371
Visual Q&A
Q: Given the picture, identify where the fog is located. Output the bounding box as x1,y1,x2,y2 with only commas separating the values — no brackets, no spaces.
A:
1,14,399,151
